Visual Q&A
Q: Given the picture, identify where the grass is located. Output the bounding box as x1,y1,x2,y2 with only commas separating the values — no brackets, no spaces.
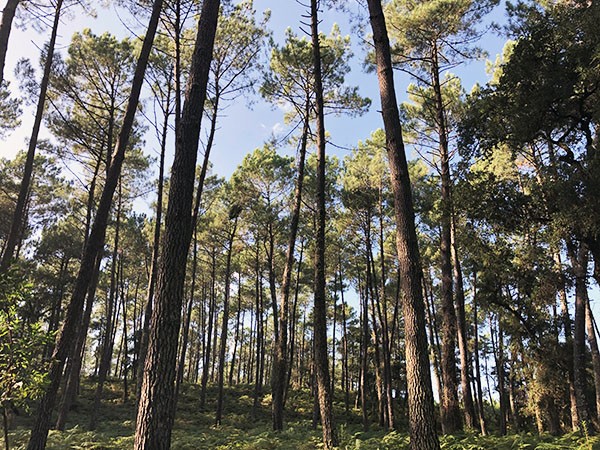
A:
6,379,600,449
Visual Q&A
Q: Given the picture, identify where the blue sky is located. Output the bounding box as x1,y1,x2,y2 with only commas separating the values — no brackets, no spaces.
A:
0,0,508,178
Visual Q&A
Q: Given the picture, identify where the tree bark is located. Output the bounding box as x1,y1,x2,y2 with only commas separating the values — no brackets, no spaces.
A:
423,271,443,402
90,183,123,430
360,276,370,431
471,272,487,435
200,248,217,408
252,259,265,417
26,1,164,447
134,2,220,446
555,250,579,429
136,71,170,402
431,48,461,434
175,232,197,396
229,274,243,385
286,241,304,400
490,314,507,435
365,1,440,448
338,263,350,413
585,292,600,427
310,1,338,447
272,101,309,431
215,216,238,425
0,0,20,86
568,241,593,432
55,251,102,430
451,217,476,429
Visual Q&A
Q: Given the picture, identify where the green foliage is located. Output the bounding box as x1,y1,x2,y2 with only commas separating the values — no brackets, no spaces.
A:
46,28,143,176
0,82,21,138
0,272,50,413
261,24,370,125
386,0,496,68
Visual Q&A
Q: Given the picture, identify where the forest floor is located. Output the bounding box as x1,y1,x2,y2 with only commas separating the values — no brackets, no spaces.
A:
6,379,600,449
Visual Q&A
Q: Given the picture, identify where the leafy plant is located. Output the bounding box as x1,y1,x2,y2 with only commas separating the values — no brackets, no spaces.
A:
0,270,51,448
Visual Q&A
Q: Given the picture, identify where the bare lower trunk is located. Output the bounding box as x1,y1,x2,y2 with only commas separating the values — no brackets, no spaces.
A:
471,274,487,435
569,241,593,432
90,186,123,430
272,105,309,431
134,1,220,447
365,3,439,447
311,1,337,446
490,314,507,436
555,250,579,429
451,219,475,429
215,218,238,425
55,252,102,430
432,50,461,434
136,74,170,402
200,249,217,408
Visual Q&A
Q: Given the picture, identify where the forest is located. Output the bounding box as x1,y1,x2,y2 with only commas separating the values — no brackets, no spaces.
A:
0,0,599,448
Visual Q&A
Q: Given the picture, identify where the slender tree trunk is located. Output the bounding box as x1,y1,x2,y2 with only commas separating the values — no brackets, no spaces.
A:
252,249,264,417
56,151,104,414
134,1,220,447
373,198,394,429
90,183,123,430
3,406,9,450
360,279,370,431
0,0,62,272
120,260,129,402
229,274,243,386
339,263,350,413
451,217,476,429
215,217,238,425
490,314,507,436
310,1,337,447
586,293,600,427
299,309,307,389
367,236,386,428
200,249,217,408
175,232,197,398
286,241,304,401
55,252,102,430
272,106,309,430
568,241,593,432
555,250,579,429
211,298,219,382
423,272,443,402
236,308,245,384
26,2,163,447
365,2,440,448
136,73,170,402
508,345,520,432
331,278,337,394
55,152,105,422
0,0,20,86
247,284,255,385
471,273,487,435
431,49,462,434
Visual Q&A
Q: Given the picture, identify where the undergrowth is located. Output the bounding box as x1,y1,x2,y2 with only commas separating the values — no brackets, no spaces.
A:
6,379,600,449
